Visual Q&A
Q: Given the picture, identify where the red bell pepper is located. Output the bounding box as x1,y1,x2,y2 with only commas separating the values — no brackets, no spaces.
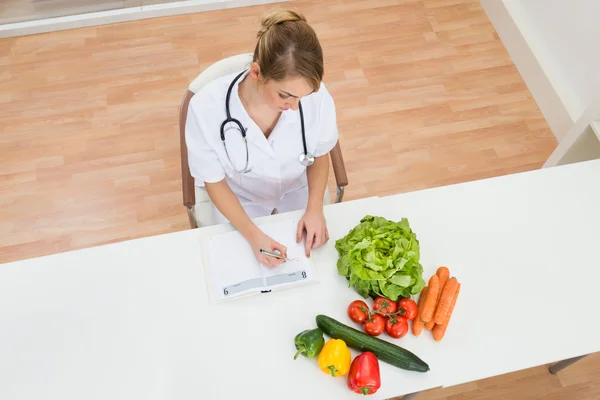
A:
347,352,381,395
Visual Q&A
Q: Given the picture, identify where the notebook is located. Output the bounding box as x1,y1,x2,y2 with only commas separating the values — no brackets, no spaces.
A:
204,219,318,303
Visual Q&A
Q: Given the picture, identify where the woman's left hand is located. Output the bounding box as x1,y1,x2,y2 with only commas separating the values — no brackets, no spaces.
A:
297,207,329,257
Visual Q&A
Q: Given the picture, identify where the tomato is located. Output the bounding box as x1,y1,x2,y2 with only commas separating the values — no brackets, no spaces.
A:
372,297,397,317
397,298,418,321
347,300,370,324
363,314,385,336
385,316,409,339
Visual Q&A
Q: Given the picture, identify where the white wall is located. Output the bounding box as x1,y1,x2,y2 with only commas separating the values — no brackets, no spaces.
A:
481,0,600,166
508,0,600,122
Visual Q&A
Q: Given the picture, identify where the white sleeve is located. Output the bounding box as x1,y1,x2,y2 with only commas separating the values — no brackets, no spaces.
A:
185,101,226,184
313,87,340,158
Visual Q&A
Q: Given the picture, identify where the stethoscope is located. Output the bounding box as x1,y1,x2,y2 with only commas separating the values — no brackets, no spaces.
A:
221,70,314,175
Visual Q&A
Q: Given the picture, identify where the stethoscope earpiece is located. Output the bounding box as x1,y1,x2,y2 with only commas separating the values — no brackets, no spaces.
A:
221,69,312,175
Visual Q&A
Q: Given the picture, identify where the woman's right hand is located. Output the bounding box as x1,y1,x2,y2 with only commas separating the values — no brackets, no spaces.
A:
205,181,287,267
249,230,288,268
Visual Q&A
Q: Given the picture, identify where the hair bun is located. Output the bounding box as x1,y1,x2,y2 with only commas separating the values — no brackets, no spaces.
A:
257,9,307,39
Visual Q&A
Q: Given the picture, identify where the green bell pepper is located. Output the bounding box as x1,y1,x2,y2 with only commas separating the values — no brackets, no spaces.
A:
293,328,325,360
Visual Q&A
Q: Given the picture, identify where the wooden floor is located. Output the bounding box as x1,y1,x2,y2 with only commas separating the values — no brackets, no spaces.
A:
404,352,600,400
1,0,595,398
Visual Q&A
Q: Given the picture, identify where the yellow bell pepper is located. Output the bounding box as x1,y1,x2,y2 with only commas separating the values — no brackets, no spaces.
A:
317,338,352,377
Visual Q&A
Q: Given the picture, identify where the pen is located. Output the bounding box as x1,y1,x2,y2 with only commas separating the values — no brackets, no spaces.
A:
260,249,290,262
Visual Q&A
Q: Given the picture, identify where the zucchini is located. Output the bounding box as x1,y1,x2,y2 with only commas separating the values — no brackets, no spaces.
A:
316,315,429,373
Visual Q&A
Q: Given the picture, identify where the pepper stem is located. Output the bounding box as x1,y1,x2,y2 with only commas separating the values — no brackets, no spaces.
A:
360,387,371,395
293,347,305,360
327,365,339,377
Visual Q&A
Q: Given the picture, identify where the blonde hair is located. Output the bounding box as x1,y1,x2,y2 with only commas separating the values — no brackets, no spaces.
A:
253,9,324,92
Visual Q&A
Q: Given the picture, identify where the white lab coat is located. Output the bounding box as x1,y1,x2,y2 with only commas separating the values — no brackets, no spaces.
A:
185,69,339,224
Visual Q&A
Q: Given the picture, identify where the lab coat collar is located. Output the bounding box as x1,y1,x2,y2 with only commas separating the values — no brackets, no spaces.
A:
245,107,296,155
230,70,288,159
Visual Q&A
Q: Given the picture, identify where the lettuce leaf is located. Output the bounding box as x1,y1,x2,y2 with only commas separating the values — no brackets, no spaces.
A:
335,215,426,301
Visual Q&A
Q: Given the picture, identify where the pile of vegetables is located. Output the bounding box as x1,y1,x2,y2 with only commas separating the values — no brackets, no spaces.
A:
292,269,461,395
335,216,426,301
294,315,429,395
292,213,462,395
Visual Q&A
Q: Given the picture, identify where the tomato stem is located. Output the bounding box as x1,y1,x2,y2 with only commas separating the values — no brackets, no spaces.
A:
374,308,405,318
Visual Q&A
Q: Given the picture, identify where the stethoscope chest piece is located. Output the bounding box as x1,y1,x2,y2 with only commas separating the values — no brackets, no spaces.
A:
298,152,315,166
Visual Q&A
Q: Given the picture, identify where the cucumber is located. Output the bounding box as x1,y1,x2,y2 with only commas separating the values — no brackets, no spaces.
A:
316,315,429,373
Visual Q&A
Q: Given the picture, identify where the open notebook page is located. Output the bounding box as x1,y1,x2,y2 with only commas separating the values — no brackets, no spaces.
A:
207,228,263,301
206,219,317,302
259,220,316,290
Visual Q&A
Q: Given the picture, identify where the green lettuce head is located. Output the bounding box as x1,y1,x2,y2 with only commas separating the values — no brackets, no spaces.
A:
335,215,426,300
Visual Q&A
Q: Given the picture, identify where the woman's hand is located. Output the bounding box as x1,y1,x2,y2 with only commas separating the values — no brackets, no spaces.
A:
297,207,329,257
249,230,288,268
206,180,287,268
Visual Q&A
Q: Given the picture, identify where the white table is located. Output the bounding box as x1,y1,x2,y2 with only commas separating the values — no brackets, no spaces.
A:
376,158,600,392
1,159,600,400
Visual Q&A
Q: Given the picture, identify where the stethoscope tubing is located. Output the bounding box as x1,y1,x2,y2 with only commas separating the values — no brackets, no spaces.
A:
220,69,313,175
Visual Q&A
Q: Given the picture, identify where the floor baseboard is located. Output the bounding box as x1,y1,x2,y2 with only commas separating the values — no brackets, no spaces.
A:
0,0,288,38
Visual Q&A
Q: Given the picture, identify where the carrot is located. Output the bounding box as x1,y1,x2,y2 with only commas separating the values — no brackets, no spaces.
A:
433,284,460,342
425,267,450,331
420,275,439,323
424,318,435,331
433,277,459,325
436,266,450,292
412,286,428,336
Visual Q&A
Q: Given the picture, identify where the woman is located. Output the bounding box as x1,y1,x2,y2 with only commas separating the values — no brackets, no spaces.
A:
185,9,338,267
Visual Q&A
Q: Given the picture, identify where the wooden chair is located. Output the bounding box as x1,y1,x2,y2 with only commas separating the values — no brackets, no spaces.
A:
179,53,349,228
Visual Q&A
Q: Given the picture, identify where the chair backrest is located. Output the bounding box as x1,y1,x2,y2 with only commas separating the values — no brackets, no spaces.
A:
179,53,254,208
